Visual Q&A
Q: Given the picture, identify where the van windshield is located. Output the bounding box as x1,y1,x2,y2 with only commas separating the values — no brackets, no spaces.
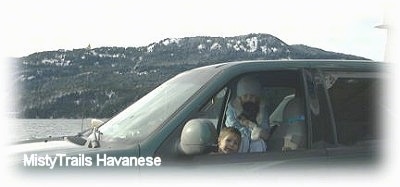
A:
98,65,222,143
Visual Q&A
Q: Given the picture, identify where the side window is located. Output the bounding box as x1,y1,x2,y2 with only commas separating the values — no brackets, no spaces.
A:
158,70,307,159
325,72,380,145
225,71,307,152
195,87,229,130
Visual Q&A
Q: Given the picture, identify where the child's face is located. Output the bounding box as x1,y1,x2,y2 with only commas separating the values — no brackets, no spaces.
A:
218,134,240,154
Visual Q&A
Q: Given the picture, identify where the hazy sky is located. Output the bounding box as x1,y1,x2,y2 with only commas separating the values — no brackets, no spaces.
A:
0,0,392,61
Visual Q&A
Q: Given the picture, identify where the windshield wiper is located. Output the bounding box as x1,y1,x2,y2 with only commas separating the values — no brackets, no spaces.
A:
65,135,87,146
65,119,106,146
65,127,102,147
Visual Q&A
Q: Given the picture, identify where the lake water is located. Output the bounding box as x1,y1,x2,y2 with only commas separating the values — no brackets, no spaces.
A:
11,118,96,142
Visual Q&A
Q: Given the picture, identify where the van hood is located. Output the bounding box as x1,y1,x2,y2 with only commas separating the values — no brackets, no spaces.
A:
11,139,91,156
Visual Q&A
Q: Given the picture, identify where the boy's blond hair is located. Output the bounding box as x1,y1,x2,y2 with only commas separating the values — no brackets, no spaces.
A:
218,127,241,143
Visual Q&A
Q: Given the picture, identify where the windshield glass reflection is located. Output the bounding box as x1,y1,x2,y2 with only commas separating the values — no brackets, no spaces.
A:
99,66,221,143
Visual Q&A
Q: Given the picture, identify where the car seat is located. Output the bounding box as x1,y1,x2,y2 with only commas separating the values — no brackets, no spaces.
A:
268,94,306,151
281,95,305,150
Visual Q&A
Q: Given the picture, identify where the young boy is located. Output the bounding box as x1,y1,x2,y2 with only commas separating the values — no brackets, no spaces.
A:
217,127,241,154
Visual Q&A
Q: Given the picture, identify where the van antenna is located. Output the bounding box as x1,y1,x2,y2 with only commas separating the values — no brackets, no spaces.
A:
81,46,90,132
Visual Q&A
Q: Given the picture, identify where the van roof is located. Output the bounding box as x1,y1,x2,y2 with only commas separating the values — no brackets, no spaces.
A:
198,59,384,72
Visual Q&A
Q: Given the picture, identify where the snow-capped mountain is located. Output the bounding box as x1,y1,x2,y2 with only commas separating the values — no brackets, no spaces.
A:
13,33,368,118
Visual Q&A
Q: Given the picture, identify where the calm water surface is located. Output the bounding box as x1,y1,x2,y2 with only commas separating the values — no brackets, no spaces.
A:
12,119,95,142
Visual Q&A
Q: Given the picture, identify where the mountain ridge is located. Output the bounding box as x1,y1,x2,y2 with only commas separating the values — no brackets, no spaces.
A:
13,33,369,118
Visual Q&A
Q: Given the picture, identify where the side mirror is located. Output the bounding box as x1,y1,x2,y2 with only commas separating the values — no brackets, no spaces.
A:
179,119,217,155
